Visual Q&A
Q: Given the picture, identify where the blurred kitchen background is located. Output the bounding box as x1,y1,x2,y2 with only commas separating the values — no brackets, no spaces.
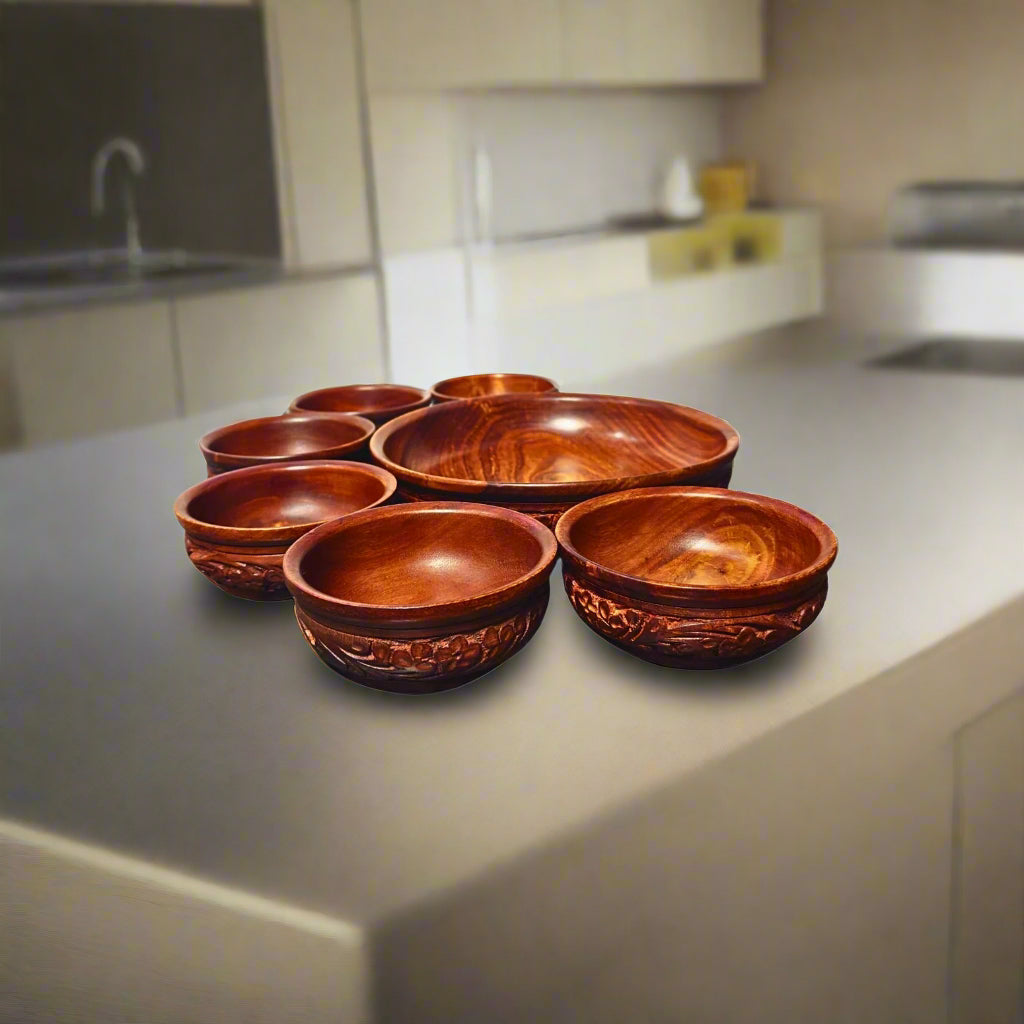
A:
1,0,1023,450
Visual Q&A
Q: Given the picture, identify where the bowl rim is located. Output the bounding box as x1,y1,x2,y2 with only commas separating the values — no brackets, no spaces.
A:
429,372,559,403
555,485,838,605
200,412,376,471
174,460,397,545
283,500,558,627
369,393,740,498
288,383,431,416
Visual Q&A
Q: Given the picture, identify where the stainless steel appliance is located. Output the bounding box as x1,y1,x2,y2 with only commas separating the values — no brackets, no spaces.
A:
889,181,1024,249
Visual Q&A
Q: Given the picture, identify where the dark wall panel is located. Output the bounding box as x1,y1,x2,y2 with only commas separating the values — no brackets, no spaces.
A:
0,2,281,259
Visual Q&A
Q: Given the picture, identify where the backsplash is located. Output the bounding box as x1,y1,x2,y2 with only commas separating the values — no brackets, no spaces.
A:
459,89,724,240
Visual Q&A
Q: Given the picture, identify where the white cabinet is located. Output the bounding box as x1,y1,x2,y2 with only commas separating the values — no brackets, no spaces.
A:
623,0,763,83
263,0,372,268
5,302,178,446
952,693,1024,1024
362,0,562,90
365,0,763,89
562,0,629,82
173,274,385,415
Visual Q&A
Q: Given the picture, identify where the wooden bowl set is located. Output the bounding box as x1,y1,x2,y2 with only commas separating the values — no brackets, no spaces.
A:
175,373,837,692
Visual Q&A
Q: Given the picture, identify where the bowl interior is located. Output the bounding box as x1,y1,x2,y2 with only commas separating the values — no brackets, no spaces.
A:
206,415,368,458
299,508,548,607
380,396,732,485
294,385,425,415
187,464,390,530
565,491,826,588
434,373,557,400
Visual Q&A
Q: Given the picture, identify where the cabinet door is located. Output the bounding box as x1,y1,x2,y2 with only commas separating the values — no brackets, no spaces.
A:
562,0,629,82
7,302,178,446
625,0,763,84
264,0,371,268
362,0,562,90
173,274,384,415
952,693,1024,1024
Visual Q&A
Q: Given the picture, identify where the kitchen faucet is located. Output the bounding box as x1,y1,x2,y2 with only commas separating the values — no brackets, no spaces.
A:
91,137,147,262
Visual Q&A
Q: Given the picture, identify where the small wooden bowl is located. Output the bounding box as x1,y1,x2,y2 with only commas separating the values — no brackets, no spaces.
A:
556,487,837,670
288,384,431,425
200,413,375,476
283,502,557,693
430,372,559,403
370,393,739,527
174,461,396,601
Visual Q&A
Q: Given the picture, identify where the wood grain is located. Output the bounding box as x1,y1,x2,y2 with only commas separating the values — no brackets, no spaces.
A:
555,486,837,668
283,501,557,690
199,413,375,476
288,384,430,424
370,393,739,523
430,373,558,403
174,461,396,601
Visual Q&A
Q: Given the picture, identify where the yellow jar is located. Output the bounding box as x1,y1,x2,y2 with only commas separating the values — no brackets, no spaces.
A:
699,162,754,214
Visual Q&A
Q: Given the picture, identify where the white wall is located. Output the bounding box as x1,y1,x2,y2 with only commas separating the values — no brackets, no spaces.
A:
463,89,723,240
369,89,724,253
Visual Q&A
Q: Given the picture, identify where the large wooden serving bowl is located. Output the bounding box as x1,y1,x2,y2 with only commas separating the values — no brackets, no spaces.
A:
288,384,431,425
555,487,838,669
200,413,375,476
283,502,557,693
369,393,739,527
430,372,558,403
174,461,396,601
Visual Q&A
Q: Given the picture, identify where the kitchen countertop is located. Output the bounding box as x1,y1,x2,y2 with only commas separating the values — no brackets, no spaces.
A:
0,257,375,317
3,333,1024,1019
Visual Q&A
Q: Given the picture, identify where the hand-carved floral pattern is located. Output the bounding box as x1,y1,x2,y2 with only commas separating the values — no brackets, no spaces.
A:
185,537,287,599
563,573,826,667
295,591,547,690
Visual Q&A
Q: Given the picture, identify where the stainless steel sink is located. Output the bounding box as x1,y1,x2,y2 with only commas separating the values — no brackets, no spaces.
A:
866,338,1024,377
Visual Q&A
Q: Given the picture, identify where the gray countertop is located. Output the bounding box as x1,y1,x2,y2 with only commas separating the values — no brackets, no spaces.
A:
3,338,1023,928
0,257,374,317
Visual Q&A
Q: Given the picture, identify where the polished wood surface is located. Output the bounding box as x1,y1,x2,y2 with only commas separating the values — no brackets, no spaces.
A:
288,384,431,425
430,373,558,403
174,461,396,601
370,393,739,525
283,502,557,692
200,413,375,476
555,486,837,669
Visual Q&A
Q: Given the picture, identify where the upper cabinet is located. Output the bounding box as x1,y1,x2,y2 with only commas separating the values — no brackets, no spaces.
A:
362,0,562,90
364,0,764,90
623,0,763,83
563,0,630,82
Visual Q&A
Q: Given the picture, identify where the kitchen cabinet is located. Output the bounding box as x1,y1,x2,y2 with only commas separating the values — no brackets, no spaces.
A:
5,301,178,446
263,0,372,268
173,273,385,415
364,0,762,90
562,0,629,82
362,0,562,90
951,693,1024,1024
623,0,763,83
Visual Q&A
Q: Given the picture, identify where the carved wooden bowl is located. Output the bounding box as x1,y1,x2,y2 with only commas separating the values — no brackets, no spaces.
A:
430,372,559,403
369,393,739,527
174,461,396,601
283,502,557,693
555,487,838,670
288,384,431,425
200,413,375,476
